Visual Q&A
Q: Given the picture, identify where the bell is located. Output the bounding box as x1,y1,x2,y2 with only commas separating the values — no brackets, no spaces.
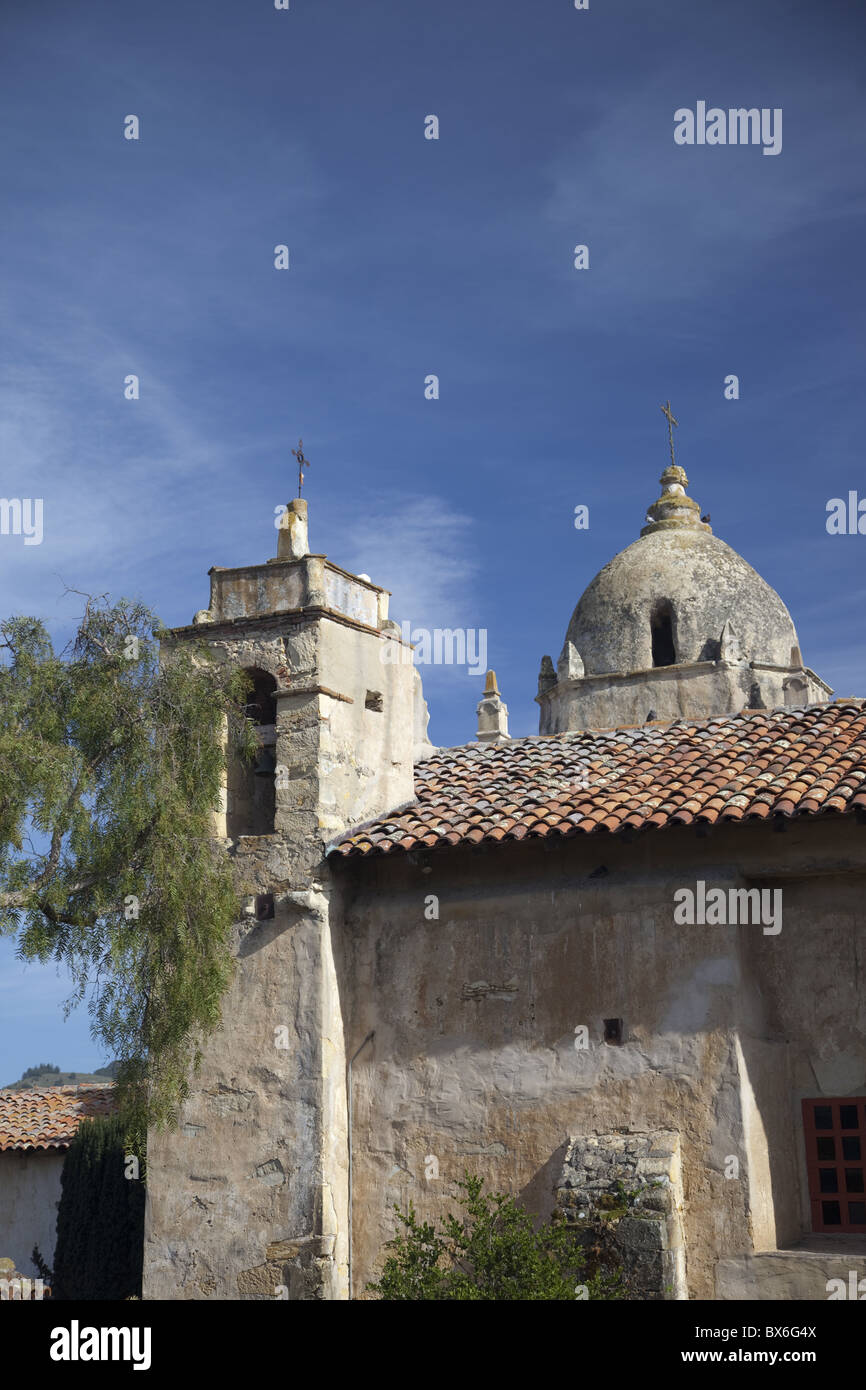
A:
253,747,276,778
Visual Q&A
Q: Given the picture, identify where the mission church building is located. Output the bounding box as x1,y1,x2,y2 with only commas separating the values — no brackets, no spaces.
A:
143,446,866,1302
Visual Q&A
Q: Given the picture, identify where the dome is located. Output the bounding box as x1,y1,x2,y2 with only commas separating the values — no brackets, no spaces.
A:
562,466,801,677
565,527,800,675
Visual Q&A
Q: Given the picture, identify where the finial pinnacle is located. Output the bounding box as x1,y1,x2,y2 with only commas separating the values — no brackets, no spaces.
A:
477,670,509,743
291,438,311,498
660,400,678,468
640,403,711,537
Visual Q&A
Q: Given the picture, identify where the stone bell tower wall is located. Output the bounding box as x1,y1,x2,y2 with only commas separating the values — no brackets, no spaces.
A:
142,536,416,1300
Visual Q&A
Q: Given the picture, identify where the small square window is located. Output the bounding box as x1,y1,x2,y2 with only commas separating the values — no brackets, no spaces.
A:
842,1137,862,1161
848,1202,866,1225
841,1105,859,1130
819,1169,839,1193
603,1018,624,1045
814,1105,833,1130
365,690,384,712
817,1138,836,1161
822,1201,842,1225
255,893,275,921
845,1170,865,1193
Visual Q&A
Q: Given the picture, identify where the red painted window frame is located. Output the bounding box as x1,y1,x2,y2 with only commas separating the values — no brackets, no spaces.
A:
802,1098,866,1234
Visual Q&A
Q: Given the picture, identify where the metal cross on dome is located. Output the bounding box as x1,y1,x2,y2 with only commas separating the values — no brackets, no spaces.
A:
660,400,678,469
291,438,310,497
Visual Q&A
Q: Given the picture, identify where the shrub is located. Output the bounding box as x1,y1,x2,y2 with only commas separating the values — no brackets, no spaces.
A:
367,1173,624,1300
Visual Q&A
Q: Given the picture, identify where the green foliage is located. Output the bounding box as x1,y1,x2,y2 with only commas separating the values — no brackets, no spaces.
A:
20,1062,60,1080
31,1244,54,1284
53,1115,144,1300
596,1178,642,1221
367,1173,625,1301
4,1064,118,1090
0,596,257,1132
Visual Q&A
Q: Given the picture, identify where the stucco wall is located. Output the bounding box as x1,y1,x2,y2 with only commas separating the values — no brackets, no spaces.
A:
333,816,866,1300
0,1150,64,1277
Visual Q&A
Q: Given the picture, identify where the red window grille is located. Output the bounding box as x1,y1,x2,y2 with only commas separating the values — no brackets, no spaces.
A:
802,1098,866,1233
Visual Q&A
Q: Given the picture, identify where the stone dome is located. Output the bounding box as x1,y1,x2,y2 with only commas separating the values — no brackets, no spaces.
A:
563,467,801,677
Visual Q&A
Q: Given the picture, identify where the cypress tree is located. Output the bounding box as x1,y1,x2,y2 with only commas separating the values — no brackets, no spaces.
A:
53,1115,144,1300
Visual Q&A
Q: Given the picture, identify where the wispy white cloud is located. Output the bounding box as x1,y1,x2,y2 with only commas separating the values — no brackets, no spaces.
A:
329,493,480,629
542,71,866,313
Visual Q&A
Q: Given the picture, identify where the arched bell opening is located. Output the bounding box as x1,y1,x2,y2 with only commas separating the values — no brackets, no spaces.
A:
226,667,277,837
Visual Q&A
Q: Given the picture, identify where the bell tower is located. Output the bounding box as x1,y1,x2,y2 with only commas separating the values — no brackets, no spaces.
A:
143,494,424,1299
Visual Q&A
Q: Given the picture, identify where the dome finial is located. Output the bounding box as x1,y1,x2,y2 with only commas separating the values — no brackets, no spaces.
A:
640,402,711,537
661,399,678,468
291,437,311,497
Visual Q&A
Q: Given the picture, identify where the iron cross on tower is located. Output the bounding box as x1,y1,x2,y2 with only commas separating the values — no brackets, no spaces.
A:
291,438,310,497
660,400,678,468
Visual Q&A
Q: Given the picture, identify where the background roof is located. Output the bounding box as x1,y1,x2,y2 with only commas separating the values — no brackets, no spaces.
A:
0,1085,117,1153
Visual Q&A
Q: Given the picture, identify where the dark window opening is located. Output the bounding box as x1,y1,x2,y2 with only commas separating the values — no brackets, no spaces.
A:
603,1018,623,1045
244,670,277,726
650,602,676,667
365,690,384,712
255,893,275,921
227,667,277,838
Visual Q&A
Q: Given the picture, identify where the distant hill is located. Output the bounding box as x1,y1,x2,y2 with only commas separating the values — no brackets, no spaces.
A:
2,1060,119,1090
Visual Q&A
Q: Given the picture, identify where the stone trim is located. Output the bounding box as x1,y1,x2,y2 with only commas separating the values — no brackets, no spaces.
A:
167,606,386,641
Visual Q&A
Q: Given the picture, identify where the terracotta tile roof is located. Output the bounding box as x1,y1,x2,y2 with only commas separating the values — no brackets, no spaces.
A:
0,1085,116,1152
328,700,866,859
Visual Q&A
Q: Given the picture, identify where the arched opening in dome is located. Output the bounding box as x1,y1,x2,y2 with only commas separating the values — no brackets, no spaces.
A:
650,601,676,668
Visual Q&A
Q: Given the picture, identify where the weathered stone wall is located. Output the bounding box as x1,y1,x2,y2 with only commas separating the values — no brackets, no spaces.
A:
143,553,418,1300
556,1131,686,1298
333,815,866,1300
716,1247,866,1300
538,661,830,734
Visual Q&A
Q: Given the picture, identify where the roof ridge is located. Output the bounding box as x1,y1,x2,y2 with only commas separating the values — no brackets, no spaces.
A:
416,699,865,766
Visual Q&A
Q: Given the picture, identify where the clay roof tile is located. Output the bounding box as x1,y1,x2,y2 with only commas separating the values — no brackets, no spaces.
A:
327,701,866,860
0,1085,117,1152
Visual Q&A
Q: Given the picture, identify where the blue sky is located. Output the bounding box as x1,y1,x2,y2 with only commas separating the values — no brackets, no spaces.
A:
1,0,865,1077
